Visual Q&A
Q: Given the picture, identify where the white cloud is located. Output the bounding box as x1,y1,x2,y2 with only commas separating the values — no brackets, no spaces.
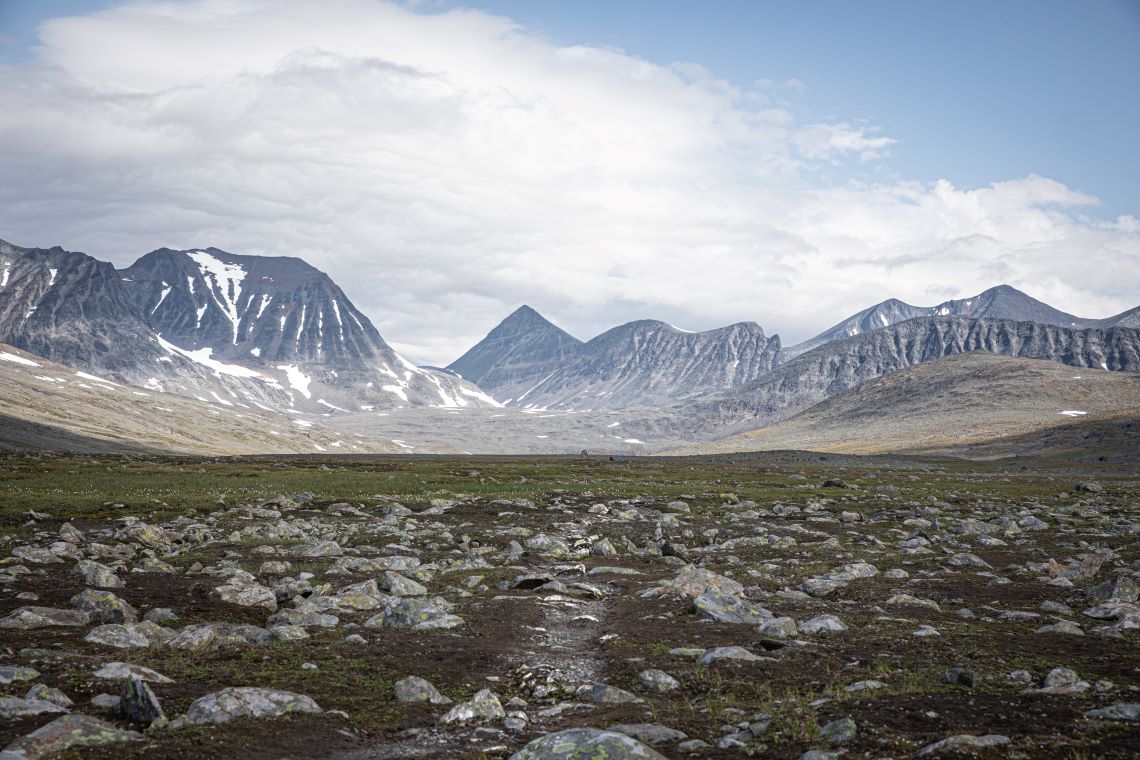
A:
793,122,896,162
0,0,1136,365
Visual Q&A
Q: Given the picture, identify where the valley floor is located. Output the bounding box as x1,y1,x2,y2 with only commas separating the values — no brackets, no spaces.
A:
0,453,1137,759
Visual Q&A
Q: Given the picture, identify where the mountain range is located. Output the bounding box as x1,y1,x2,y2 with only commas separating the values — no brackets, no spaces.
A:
0,240,496,415
2,236,1138,455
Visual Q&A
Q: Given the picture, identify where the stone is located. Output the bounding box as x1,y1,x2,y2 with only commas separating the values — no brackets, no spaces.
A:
379,571,428,597
509,728,667,760
916,734,1011,756
1084,703,1140,720
91,693,120,709
84,624,150,649
166,624,218,652
0,666,40,685
1,714,140,756
1087,576,1138,604
288,540,343,558
0,697,68,720
366,597,464,631
25,684,73,707
143,608,179,625
74,560,123,588
819,717,857,744
845,680,886,692
93,662,173,683
183,687,321,724
1044,667,1080,688
692,590,772,624
1073,481,1103,493
610,724,688,744
756,617,798,638
698,646,764,666
0,607,89,629
1035,620,1084,636
651,566,744,598
120,676,165,724
70,589,139,624
798,615,848,635
438,689,505,724
576,683,642,704
637,669,680,693
394,676,452,705
943,668,979,688
213,582,277,611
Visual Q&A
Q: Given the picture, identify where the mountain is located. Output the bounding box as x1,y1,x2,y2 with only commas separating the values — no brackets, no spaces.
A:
446,305,584,403
786,284,1136,356
119,247,496,412
0,239,497,414
493,318,783,410
0,240,290,408
629,316,1140,442
0,342,401,454
668,352,1140,457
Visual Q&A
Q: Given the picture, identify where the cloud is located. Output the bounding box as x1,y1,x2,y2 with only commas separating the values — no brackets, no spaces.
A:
793,122,896,162
0,0,1136,365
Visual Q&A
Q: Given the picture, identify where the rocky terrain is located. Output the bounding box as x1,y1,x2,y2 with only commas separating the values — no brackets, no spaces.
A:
0,241,495,416
450,309,782,410
626,317,1140,443
785,285,1140,357
0,344,400,456
670,353,1140,458
0,453,1137,759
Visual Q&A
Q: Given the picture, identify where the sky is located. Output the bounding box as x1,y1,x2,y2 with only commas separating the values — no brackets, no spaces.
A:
1,0,1138,365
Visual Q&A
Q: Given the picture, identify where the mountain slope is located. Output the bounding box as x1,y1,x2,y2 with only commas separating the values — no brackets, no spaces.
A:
787,284,1134,356
669,352,1140,456
446,305,583,403
629,316,1140,441
0,343,401,455
500,319,783,410
120,247,498,412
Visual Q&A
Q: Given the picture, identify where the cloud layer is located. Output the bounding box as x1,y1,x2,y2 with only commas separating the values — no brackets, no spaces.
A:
1,0,1136,364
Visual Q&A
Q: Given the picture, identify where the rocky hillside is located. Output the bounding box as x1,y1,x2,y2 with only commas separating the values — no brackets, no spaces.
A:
119,247,498,412
788,284,1140,356
670,352,1140,456
0,240,497,414
451,311,783,410
0,343,400,454
446,305,584,403
631,316,1140,441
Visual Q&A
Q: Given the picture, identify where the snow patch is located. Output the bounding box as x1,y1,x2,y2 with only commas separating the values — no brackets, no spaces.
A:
188,250,247,344
152,282,172,314
382,384,408,402
250,347,261,357
276,364,312,399
157,335,264,378
1058,410,1087,417
317,399,350,413
0,264,9,287
607,421,621,428
47,268,57,286
75,371,119,387
459,386,502,407
0,351,40,367
623,438,644,444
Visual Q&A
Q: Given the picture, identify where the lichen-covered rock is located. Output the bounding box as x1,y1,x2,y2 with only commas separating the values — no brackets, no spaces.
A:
74,560,123,588
379,571,428,597
0,607,89,629
648,566,744,599
438,689,504,724
182,687,320,725
120,676,165,724
692,590,772,624
509,728,667,760
71,589,138,624
1,714,140,757
0,697,68,720
93,662,173,684
394,676,452,705
213,582,277,611
165,624,218,652
84,624,151,649
365,597,464,631
0,666,40,685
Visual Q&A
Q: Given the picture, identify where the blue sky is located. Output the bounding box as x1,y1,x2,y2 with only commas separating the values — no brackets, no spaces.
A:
442,0,1140,219
1,0,1137,361
3,0,1137,217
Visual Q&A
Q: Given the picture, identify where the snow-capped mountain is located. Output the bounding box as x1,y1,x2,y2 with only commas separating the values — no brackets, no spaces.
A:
786,284,1140,356
0,239,497,413
447,305,584,403
119,247,496,412
451,310,782,410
